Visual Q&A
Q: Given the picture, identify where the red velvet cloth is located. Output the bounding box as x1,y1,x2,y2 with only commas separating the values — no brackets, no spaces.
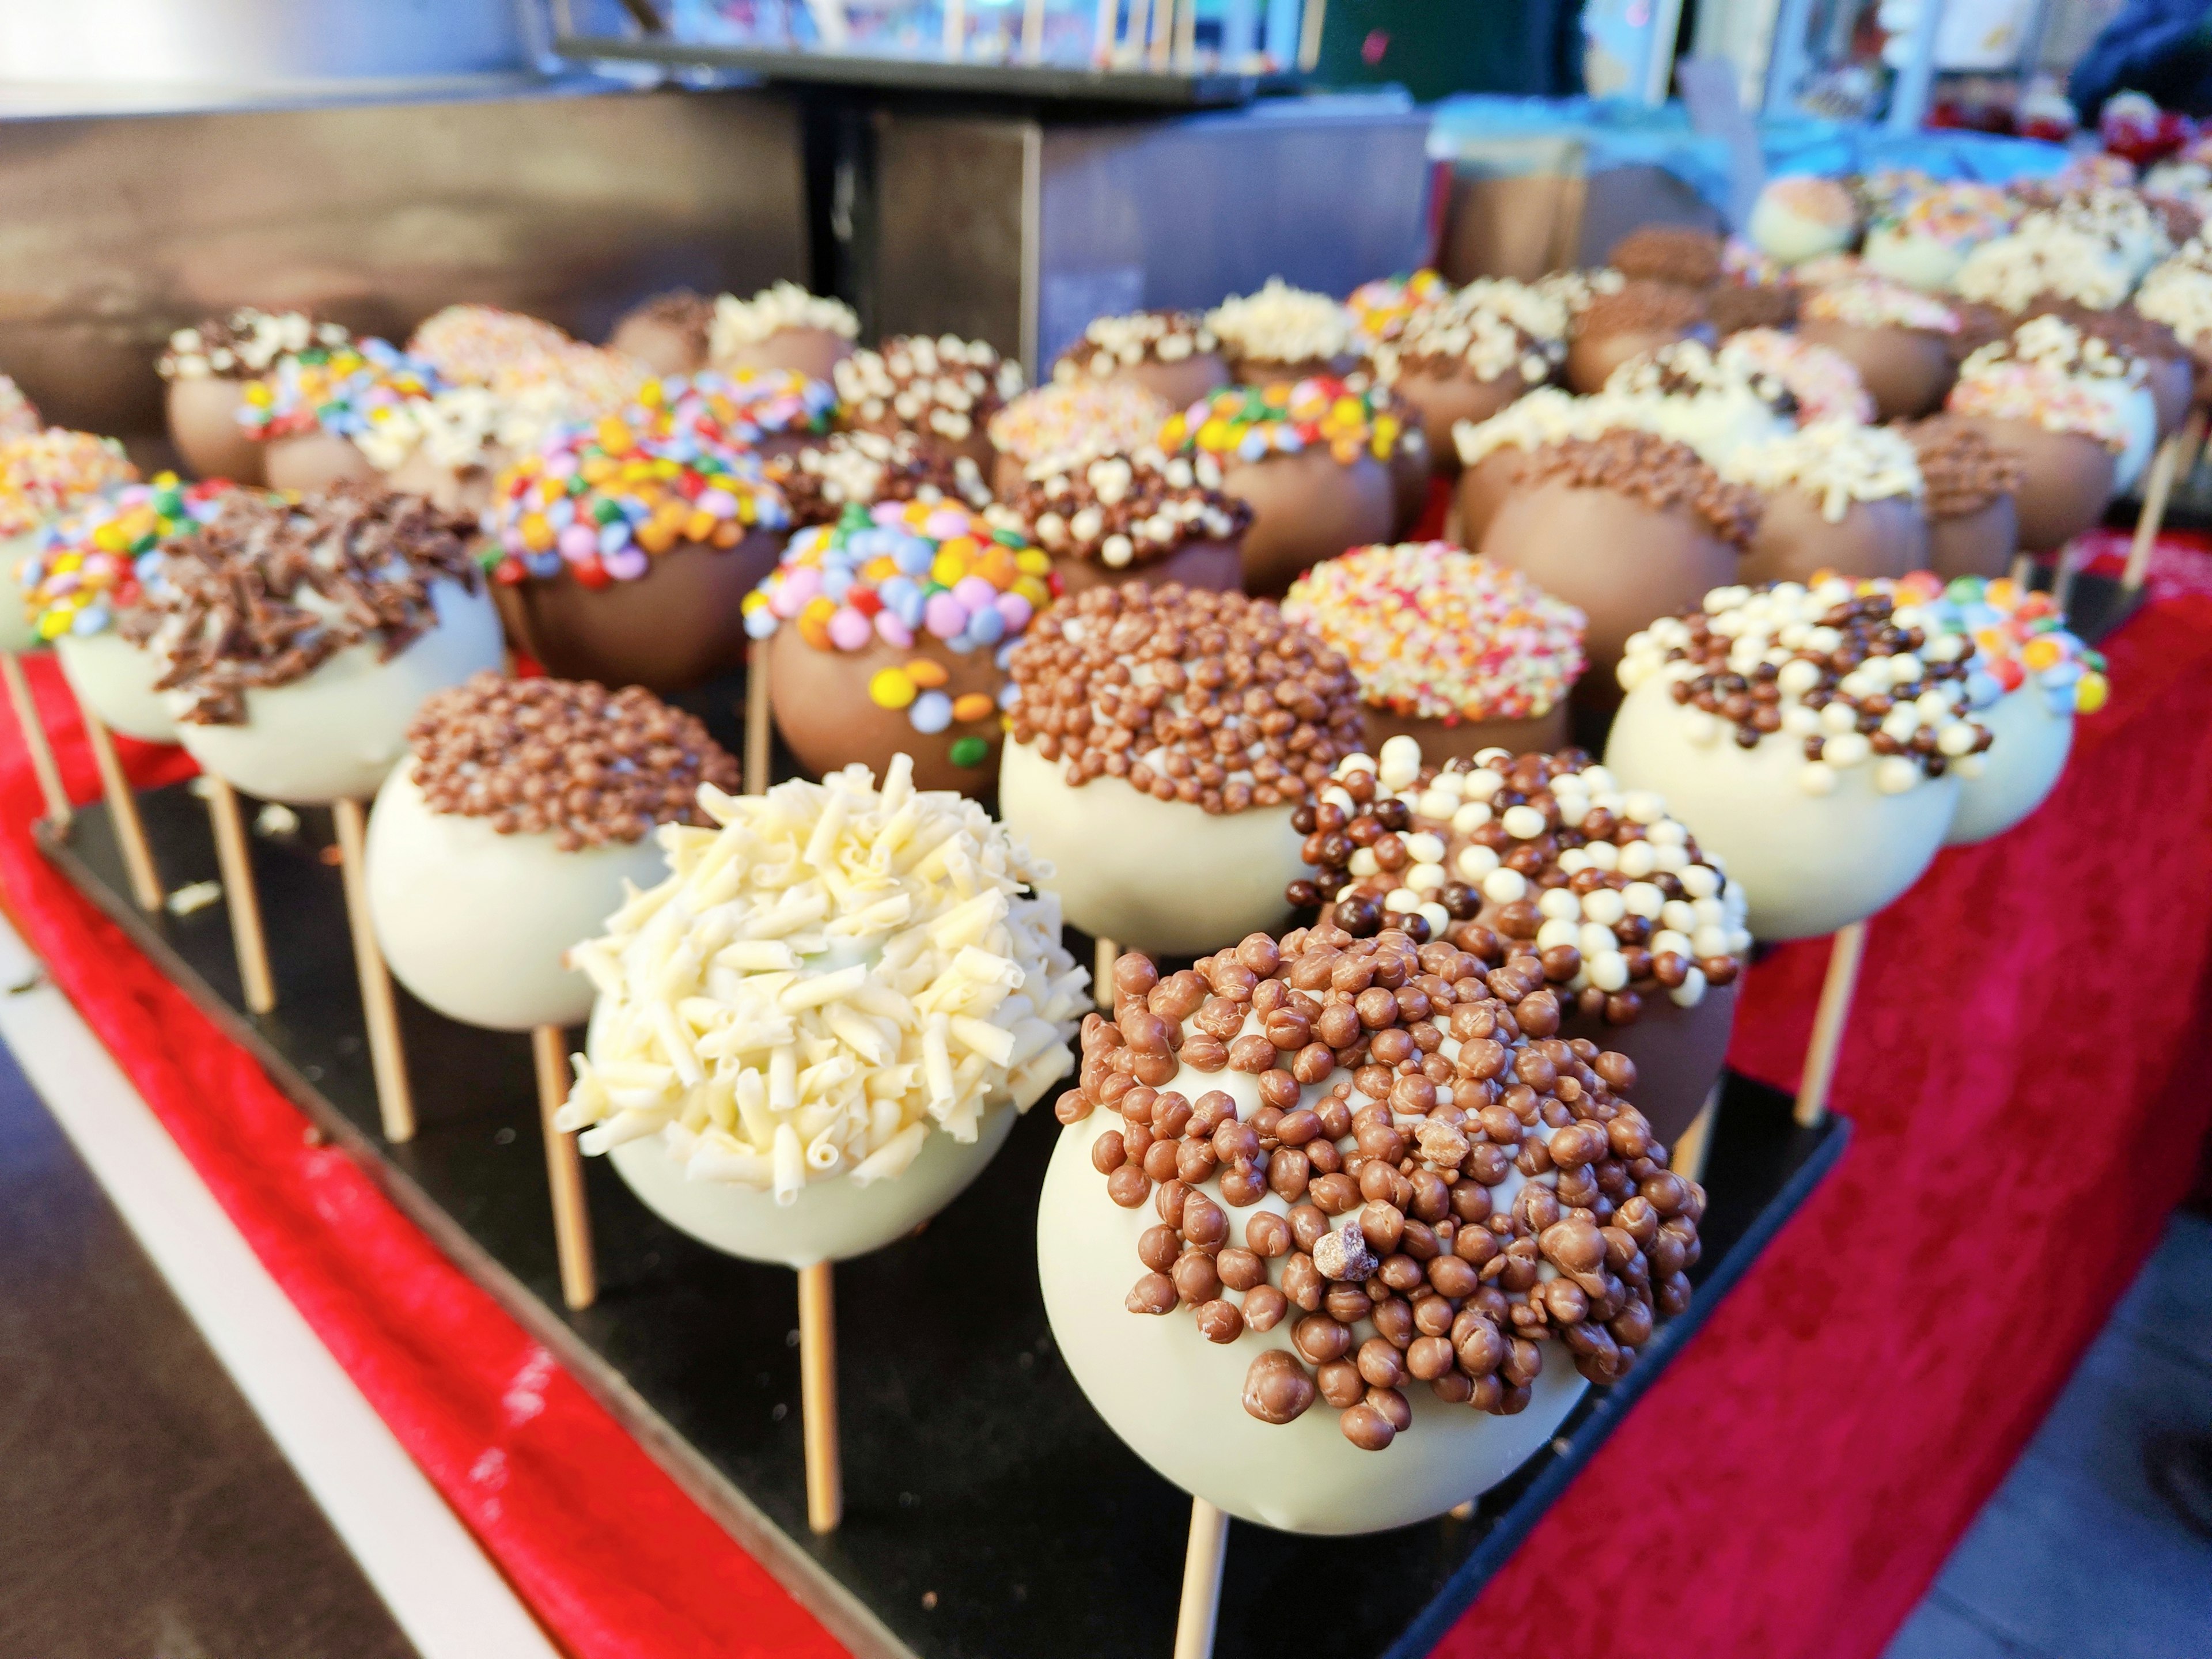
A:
0,657,846,1659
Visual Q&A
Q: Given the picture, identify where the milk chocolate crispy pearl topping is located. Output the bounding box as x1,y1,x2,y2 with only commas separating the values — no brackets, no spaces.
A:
1518,429,1762,550
1899,415,2025,519
1006,582,1367,814
1607,226,1725,290
407,671,740,851
1577,279,1707,341
1058,924,1704,1449
151,483,482,726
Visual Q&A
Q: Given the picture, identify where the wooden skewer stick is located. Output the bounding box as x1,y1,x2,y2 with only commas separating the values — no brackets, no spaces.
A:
1794,922,1866,1130
1668,1080,1723,1183
532,1026,597,1312
2122,408,2207,593
204,777,275,1015
1172,1496,1230,1659
1094,934,1120,1013
745,639,772,796
333,797,416,1143
2005,552,2034,589
1448,1499,1476,1520
798,1259,843,1533
1,652,70,829
80,708,162,911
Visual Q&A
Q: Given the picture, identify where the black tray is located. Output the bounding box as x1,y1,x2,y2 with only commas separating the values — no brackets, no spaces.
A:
39,783,1846,1659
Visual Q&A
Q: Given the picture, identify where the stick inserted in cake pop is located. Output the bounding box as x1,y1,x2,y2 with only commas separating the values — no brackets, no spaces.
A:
533,1026,596,1311
335,797,416,1142
203,777,275,1013
79,707,160,909
1794,921,1866,1130
1,652,69,827
1173,1497,1230,1659
798,1259,840,1533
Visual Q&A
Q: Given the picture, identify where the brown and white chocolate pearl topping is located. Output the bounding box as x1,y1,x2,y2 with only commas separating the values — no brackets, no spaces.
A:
406,671,741,852
1054,310,1221,380
1056,924,1705,1450
1287,740,1749,1024
987,448,1252,569
767,429,990,526
1004,582,1367,814
1618,580,1990,798
833,335,1027,445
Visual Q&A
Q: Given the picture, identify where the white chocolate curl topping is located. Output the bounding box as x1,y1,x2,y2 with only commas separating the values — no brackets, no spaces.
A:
2136,248,2212,348
1718,419,1925,522
558,758,1089,1197
710,281,861,356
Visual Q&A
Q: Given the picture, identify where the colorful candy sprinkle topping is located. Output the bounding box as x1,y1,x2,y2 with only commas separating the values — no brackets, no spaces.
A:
1157,377,1404,467
1282,541,1585,722
237,339,443,444
1907,573,2109,717
21,475,234,639
0,430,138,540
484,376,790,588
1346,268,1453,346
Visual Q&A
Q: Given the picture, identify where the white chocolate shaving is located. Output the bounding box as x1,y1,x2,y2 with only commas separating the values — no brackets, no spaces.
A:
1718,419,1924,521
709,281,859,356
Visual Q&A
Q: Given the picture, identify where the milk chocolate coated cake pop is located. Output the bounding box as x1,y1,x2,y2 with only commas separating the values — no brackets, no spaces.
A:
1054,309,1229,410
1945,322,2132,550
744,499,1050,794
1478,429,1758,698
1608,580,1983,939
609,289,716,376
558,759,1087,1268
1450,389,1642,547
1719,421,1929,585
709,282,859,382
1158,378,1402,596
986,379,1172,497
998,584,1366,956
366,672,741,1031
766,429,990,528
834,335,1025,474
1796,277,1961,420
0,430,138,655
160,309,351,484
1748,176,1860,266
1286,740,1746,1145
1282,543,1583,762
1037,923,1705,1531
1209,280,1359,384
239,337,443,494
1370,280,1569,473
985,447,1249,596
147,485,503,804
1608,225,1725,291
1898,416,2023,580
483,377,791,692
1565,279,1710,395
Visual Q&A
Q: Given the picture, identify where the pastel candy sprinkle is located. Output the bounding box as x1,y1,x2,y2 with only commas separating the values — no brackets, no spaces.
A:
1158,376,1403,467
911,689,953,733
21,472,232,638
236,338,444,442
0,430,139,541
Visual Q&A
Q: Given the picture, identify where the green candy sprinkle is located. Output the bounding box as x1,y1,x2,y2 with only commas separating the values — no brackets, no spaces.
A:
949,735,988,768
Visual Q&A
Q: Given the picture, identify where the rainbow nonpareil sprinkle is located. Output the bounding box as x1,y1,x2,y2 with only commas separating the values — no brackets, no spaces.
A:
0,430,137,540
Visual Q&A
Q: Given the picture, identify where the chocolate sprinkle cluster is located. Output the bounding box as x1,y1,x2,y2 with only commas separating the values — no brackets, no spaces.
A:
1005,583,1366,814
1576,279,1707,342
149,483,482,726
1058,925,1704,1450
1286,750,1744,1026
767,429,989,525
991,449,1253,566
1518,429,1762,550
1899,415,2025,519
407,671,738,850
1607,226,1725,290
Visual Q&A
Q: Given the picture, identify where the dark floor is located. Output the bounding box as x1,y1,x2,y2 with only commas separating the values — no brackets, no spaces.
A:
1883,1213,2212,1659
0,1037,416,1659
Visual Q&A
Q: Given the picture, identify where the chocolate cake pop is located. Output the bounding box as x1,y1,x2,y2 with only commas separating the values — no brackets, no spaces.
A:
1282,543,1582,762
239,337,444,494
609,290,716,376
1608,580,1982,939
1719,421,1929,585
766,429,991,529
709,282,859,382
1477,429,1759,699
1748,176,1860,266
1450,389,1644,548
1209,281,1359,384
1037,923,1706,1531
145,485,503,804
833,335,1025,475
1945,323,2133,548
2027,297,2196,437
1157,378,1402,596
1564,279,1710,395
159,309,350,485
0,430,138,655
557,757,1087,1268
744,499,1050,794
1897,416,2024,580
1796,277,1962,420
986,379,1172,497
997,583,1366,957
1054,309,1229,410
483,377,791,692
1607,225,1725,291
1285,739,1746,1146
366,672,741,1031
984,447,1249,596
1863,183,2019,292
1370,280,1569,474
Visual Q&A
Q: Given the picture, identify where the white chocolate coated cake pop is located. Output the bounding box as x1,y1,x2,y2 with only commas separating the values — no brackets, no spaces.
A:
366,674,742,1032
556,757,1088,1270
1748,177,1860,266
1607,579,1982,940
1039,926,1705,1533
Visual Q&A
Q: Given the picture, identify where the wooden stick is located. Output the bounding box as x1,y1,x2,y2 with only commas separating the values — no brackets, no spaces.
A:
798,1259,842,1533
533,1026,597,1312
745,638,772,796
2006,552,2033,589
1794,922,1865,1129
1094,934,1119,1013
1668,1081,1722,1183
2049,537,2081,615
80,707,162,911
204,777,275,1014
1172,1496,1230,1659
1,651,70,829
2123,408,2207,593
333,797,416,1143
1448,1499,1475,1520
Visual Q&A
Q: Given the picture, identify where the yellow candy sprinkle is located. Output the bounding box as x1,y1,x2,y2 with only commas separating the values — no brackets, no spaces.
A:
2075,671,2108,714
1014,548,1052,577
869,667,917,709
